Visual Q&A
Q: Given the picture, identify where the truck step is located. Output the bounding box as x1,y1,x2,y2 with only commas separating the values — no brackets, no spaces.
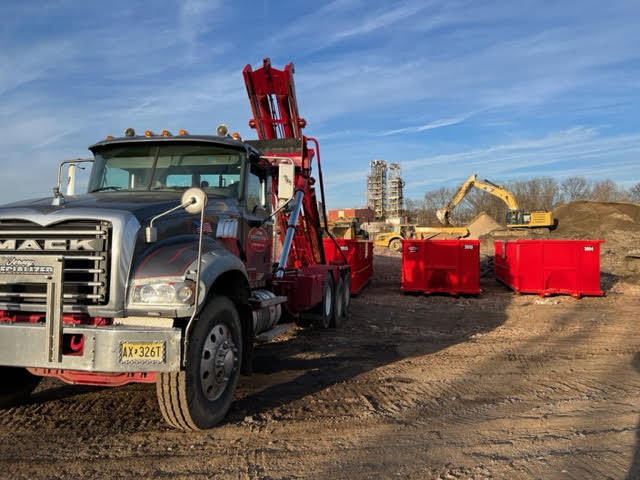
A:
255,323,293,343
249,295,288,309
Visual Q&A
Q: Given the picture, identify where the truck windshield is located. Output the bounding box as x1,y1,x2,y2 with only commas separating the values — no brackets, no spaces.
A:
87,143,244,198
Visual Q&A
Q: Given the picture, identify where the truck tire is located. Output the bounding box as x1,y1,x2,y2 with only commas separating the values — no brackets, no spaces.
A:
315,274,335,329
0,367,41,408
156,295,242,430
389,238,402,252
342,273,351,312
331,277,347,328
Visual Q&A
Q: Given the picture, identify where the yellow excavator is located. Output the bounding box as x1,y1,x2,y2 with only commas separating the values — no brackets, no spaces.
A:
437,174,554,228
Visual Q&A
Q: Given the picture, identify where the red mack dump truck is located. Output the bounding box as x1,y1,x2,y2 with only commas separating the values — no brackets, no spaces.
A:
0,58,350,430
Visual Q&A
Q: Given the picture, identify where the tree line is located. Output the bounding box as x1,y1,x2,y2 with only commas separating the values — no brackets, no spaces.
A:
405,177,640,226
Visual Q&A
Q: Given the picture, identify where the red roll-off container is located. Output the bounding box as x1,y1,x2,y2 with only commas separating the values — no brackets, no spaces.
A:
402,239,481,295
323,238,373,294
494,239,604,298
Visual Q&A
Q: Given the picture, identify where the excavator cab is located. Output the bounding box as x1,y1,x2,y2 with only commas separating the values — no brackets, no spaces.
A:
506,209,526,226
507,209,554,228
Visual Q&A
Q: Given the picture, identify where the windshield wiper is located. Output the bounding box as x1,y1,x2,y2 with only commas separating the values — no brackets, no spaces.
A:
151,186,188,191
90,186,123,193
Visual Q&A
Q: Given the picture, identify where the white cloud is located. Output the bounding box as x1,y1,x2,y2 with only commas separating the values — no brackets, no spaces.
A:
178,0,222,62
332,3,426,41
381,111,477,136
0,39,76,96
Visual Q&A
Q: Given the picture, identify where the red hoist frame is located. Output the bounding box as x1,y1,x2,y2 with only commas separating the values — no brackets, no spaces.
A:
243,58,348,314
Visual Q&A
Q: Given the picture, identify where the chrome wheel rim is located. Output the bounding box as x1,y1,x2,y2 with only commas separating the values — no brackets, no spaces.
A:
200,323,237,401
335,283,344,319
324,283,332,317
343,277,350,310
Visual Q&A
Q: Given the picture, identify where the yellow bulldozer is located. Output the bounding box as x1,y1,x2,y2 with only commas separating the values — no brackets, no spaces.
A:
437,174,555,229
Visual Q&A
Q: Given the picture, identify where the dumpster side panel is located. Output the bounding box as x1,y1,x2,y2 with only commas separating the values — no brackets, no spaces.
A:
323,238,373,294
402,240,480,295
459,241,481,293
401,240,425,292
494,239,604,297
577,242,603,296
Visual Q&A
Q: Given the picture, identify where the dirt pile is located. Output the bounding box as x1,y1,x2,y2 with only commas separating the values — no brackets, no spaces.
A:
552,201,640,239
552,201,640,279
466,211,502,239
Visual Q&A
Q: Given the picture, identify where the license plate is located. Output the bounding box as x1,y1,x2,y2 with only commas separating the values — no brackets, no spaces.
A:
120,342,165,363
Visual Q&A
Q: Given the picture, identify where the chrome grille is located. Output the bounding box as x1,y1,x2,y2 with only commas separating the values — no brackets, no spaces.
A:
0,220,111,305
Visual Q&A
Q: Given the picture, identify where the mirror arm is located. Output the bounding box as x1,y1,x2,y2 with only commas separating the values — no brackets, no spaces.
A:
51,158,94,206
149,200,195,229
252,195,294,228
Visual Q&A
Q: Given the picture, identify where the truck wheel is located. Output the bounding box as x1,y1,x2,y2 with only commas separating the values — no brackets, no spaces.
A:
389,238,402,252
156,295,242,430
315,274,334,329
342,273,351,313
0,367,41,408
331,278,347,328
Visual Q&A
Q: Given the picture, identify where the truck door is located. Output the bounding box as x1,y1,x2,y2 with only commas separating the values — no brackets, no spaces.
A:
243,163,272,287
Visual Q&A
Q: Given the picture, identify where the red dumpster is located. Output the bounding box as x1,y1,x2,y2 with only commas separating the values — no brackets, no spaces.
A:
402,240,481,295
494,239,604,298
323,238,373,294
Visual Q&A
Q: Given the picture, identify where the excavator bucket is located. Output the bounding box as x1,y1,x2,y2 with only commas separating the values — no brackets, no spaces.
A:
436,208,449,225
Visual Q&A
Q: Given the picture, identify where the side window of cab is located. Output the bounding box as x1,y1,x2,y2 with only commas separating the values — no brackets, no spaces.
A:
245,165,269,216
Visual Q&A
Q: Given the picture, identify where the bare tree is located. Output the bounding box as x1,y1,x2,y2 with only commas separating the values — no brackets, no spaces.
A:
463,187,506,223
559,177,591,202
629,183,640,203
539,177,561,209
422,187,454,225
590,179,629,202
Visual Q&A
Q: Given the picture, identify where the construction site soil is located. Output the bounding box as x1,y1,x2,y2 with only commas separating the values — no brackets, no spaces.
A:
0,201,639,480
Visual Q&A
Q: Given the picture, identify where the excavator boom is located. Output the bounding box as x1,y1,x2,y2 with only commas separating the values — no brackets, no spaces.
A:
436,174,477,225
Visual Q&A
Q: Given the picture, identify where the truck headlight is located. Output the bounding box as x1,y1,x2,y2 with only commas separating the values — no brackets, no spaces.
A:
128,279,196,307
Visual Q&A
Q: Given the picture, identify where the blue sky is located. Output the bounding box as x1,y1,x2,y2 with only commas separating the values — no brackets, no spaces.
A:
1,0,639,208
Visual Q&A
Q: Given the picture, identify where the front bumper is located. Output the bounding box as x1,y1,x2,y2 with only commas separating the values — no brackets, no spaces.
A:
0,323,181,372
0,253,182,373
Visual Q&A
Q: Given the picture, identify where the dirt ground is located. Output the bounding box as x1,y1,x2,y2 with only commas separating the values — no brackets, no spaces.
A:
0,246,639,480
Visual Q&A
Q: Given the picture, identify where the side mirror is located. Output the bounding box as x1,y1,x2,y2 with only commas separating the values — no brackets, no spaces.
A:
145,188,208,243
182,187,208,214
145,226,158,243
277,162,295,208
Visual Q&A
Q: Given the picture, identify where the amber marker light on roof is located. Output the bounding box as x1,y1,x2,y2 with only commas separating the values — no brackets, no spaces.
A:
145,130,153,137
162,130,171,136
106,135,113,140
178,129,188,136
232,132,242,140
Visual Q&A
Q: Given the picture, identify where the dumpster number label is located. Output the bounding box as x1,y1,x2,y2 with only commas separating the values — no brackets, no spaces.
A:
408,246,418,253
464,245,474,250
340,246,349,251
584,246,594,252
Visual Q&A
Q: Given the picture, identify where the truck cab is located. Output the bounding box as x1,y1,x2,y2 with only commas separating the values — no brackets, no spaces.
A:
87,133,274,289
